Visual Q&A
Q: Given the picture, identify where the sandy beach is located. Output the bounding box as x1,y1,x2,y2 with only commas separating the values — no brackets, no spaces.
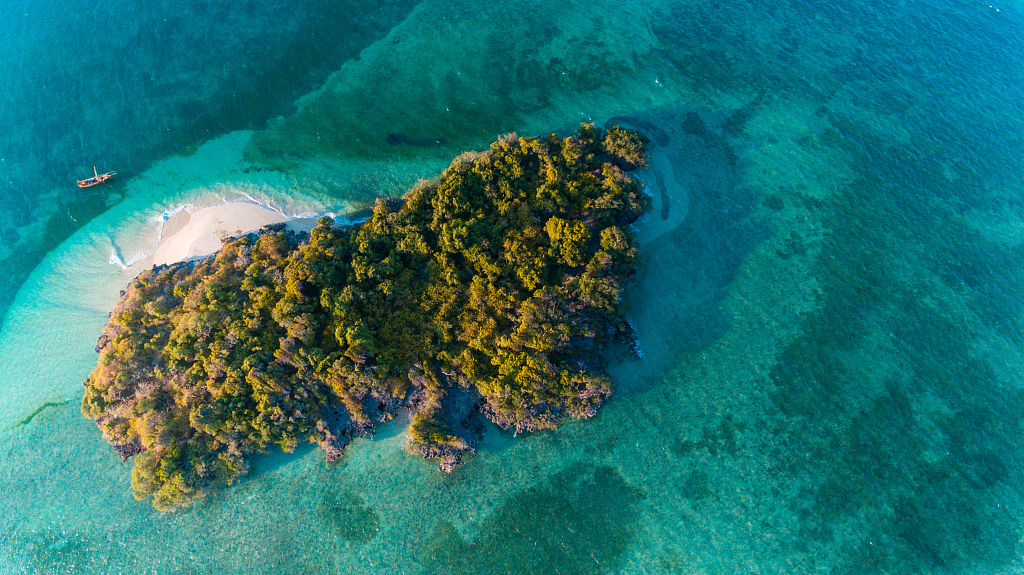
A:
151,202,320,266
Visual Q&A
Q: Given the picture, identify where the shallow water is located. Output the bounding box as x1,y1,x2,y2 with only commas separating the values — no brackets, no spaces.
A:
2,0,1023,573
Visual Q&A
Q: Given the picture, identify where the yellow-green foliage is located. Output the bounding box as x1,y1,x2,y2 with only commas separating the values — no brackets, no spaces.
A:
82,124,650,509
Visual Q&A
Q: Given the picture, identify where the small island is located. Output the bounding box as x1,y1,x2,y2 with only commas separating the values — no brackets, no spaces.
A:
82,124,651,510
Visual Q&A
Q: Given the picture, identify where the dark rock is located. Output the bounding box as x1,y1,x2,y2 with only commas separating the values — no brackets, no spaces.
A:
111,439,145,462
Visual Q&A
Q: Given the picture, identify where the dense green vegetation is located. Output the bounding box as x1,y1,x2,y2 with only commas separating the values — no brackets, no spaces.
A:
82,124,650,510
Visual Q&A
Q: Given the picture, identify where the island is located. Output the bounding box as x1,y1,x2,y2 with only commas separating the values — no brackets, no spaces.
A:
81,124,651,510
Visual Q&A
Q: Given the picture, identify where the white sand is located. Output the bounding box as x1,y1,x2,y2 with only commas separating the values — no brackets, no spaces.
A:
151,202,320,266
91,130,345,269
0,131,345,428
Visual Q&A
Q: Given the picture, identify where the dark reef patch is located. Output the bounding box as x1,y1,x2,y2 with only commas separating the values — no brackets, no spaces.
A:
680,470,713,503
765,110,1024,573
672,413,746,457
11,399,71,429
416,463,644,575
316,489,380,543
680,111,713,139
722,91,769,136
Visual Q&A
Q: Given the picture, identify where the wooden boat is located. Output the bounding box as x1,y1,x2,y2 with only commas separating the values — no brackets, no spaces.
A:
77,166,116,188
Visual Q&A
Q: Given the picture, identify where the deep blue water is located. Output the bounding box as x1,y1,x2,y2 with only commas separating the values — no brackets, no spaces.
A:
1,0,1023,573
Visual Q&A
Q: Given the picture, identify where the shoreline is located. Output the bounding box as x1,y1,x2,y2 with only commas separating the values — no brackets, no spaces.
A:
150,201,321,266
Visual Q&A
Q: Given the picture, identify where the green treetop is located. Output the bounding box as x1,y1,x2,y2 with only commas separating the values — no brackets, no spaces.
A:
82,124,651,510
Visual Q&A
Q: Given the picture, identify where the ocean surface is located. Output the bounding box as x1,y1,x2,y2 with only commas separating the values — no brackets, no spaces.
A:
1,0,1023,572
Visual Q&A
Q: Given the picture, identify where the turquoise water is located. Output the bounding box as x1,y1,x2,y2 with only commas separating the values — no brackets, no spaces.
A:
2,0,1023,573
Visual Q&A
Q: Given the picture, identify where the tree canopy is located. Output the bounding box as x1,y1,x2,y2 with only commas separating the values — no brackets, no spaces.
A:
82,124,651,510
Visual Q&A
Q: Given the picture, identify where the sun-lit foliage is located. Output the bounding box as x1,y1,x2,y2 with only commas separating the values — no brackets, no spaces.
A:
82,124,650,510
